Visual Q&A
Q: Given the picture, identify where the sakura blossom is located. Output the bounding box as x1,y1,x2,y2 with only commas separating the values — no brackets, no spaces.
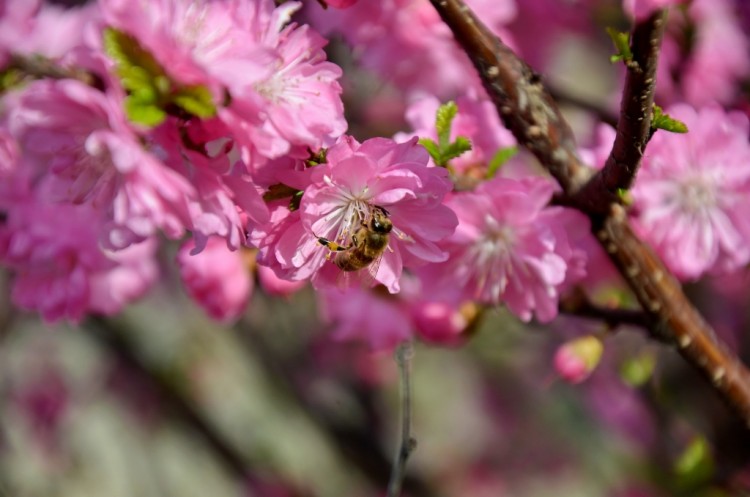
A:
101,0,346,166
631,104,750,280
427,176,587,322
256,135,457,293
623,0,685,20
6,79,195,249
305,0,517,98
0,197,158,323
656,0,749,106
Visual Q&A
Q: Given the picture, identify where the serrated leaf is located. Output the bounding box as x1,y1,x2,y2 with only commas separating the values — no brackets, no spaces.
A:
435,101,458,148
606,27,632,64
125,98,167,126
173,85,216,118
441,136,472,163
419,137,441,163
486,146,518,178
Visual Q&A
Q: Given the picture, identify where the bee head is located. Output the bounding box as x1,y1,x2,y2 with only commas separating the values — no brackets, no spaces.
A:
370,207,393,234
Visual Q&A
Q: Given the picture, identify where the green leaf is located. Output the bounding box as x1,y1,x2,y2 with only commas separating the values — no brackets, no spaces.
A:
652,104,689,133
124,97,167,126
620,352,656,387
441,136,472,163
606,27,632,64
435,101,458,148
173,85,216,118
486,146,518,179
674,437,714,490
418,138,441,163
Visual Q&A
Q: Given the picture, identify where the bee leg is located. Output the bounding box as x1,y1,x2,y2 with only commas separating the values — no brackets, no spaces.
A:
318,237,347,251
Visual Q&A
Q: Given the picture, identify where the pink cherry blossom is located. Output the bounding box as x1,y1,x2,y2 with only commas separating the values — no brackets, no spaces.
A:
7,79,195,249
177,236,253,323
657,0,749,106
631,104,750,280
428,177,587,322
258,135,457,293
0,0,97,67
101,0,346,166
151,118,269,253
0,197,158,323
623,0,685,20
305,0,516,98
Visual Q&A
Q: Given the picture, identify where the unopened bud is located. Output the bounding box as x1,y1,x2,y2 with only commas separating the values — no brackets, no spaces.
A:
554,335,604,384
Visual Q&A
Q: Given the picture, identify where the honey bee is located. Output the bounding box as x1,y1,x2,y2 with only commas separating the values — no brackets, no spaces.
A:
317,206,393,279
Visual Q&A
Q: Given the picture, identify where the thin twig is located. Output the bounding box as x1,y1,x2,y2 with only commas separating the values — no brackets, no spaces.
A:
387,341,417,497
558,289,652,332
428,0,750,427
547,85,618,127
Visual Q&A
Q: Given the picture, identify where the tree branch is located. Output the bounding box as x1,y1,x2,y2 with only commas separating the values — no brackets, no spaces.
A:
428,0,750,427
575,12,667,212
558,289,651,332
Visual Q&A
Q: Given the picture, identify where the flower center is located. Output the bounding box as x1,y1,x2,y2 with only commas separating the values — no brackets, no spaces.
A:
676,175,716,216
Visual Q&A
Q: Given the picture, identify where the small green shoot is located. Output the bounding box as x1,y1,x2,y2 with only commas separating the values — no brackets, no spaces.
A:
652,105,689,133
486,146,518,179
607,27,633,64
419,101,473,168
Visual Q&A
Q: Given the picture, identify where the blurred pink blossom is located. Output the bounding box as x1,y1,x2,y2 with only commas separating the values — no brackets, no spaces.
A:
177,236,253,323
657,0,749,106
0,198,158,322
257,264,306,297
632,104,750,280
7,79,194,249
623,0,685,20
319,286,412,349
0,0,97,66
305,0,516,98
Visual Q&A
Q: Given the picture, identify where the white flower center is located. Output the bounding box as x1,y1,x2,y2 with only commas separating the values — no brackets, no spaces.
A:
675,175,717,216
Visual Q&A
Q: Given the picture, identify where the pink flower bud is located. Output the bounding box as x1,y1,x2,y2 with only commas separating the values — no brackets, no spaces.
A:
554,336,604,384
177,237,252,323
412,301,474,345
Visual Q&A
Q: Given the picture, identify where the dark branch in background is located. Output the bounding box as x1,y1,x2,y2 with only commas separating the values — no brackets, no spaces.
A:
547,85,618,128
387,342,417,497
86,316,250,479
558,289,652,333
427,0,750,426
575,12,666,213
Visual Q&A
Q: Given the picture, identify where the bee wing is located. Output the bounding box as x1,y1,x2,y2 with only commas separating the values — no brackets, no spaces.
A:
362,251,385,287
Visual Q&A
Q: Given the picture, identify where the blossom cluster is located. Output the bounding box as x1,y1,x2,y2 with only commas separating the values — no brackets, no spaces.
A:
1,0,749,359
